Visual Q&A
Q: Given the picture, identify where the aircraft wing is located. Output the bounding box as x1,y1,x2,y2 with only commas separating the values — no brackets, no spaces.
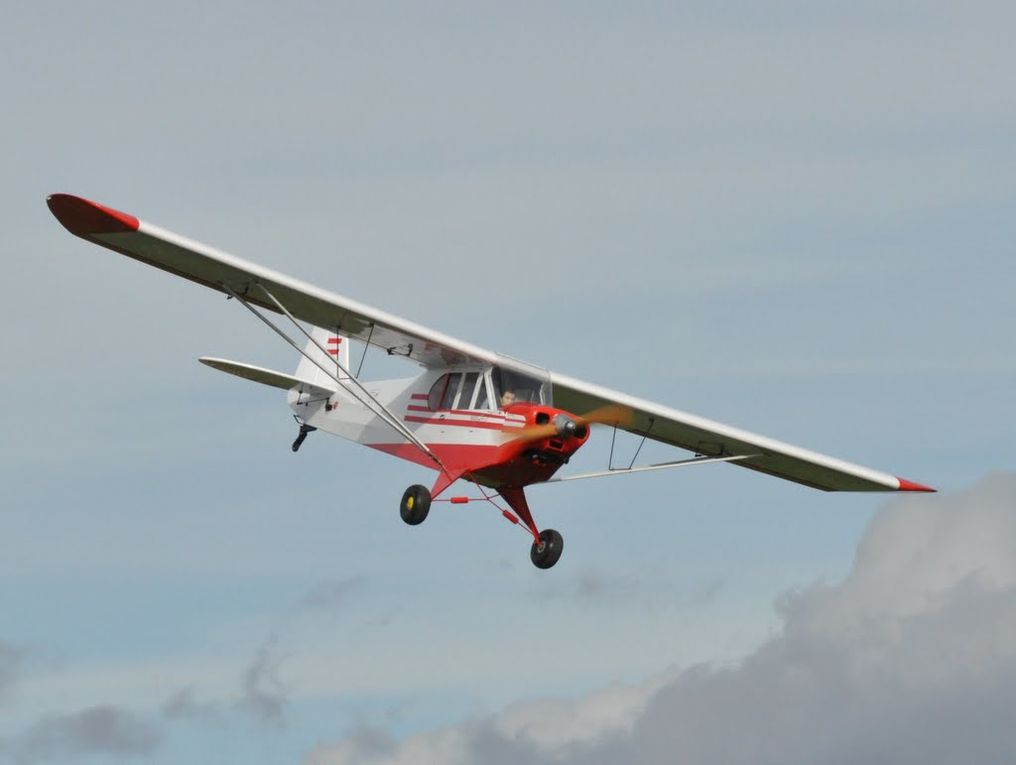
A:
49,193,933,493
47,194,496,369
549,372,932,492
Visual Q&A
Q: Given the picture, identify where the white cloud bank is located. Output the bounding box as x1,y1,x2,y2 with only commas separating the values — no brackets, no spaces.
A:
305,473,1016,765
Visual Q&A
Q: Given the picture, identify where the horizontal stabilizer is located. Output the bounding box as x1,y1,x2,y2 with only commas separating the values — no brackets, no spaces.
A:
199,357,336,394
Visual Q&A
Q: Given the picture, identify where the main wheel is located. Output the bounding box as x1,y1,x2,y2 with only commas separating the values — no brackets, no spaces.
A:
400,484,432,525
530,528,564,569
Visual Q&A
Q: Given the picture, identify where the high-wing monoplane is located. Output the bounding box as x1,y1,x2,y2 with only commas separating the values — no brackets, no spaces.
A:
48,194,934,569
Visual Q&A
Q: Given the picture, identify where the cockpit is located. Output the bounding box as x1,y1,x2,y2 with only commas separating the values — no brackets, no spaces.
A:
426,365,551,412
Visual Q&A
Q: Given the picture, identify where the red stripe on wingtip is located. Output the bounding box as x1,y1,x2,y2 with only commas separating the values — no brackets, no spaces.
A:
47,194,139,236
897,478,936,492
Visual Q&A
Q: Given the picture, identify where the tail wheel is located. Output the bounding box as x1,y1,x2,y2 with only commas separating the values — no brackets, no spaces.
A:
400,484,432,526
530,528,564,569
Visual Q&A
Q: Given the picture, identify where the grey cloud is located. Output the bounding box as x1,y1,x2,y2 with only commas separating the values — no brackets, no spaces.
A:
0,640,27,701
239,637,288,727
301,577,366,612
612,580,1016,765
533,568,640,603
233,577,365,730
532,568,724,610
160,687,200,720
306,728,398,765
160,687,221,724
305,473,1016,765
688,577,725,607
11,706,162,763
530,567,728,621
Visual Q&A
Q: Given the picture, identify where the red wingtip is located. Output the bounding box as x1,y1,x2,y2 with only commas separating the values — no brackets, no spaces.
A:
47,194,139,236
897,477,937,493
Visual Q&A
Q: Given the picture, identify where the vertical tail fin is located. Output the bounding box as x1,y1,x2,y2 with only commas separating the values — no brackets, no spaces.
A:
295,327,352,388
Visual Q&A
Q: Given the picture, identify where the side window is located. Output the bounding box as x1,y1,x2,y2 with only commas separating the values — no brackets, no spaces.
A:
427,372,493,411
474,374,491,410
457,372,479,410
440,373,462,410
427,373,453,411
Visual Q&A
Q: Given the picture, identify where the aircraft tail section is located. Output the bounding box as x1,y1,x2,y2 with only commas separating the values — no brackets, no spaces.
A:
295,327,352,388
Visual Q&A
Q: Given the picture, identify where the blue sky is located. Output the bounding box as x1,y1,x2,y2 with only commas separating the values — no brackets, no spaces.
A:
2,2,1015,763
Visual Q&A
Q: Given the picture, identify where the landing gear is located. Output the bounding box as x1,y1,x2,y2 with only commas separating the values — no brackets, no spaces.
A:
399,482,563,567
496,487,565,569
530,528,564,569
291,423,316,452
400,484,432,525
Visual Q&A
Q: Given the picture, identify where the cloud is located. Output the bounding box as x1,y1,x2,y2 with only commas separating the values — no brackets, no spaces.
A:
303,672,673,765
160,687,201,721
0,641,27,702
239,637,289,727
532,568,725,611
10,706,161,763
160,686,222,725
532,568,641,604
304,473,1016,764
300,577,366,612
231,577,366,728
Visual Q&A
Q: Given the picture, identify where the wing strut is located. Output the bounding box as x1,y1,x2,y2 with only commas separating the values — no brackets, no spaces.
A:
609,415,657,471
223,282,446,472
541,454,758,484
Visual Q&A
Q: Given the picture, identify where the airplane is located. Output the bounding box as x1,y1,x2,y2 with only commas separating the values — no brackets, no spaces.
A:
47,193,935,569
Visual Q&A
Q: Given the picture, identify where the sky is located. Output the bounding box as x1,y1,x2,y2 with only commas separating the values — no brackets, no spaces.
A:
2,2,1015,763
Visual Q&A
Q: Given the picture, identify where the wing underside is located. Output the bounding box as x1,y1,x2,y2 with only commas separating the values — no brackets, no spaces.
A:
48,193,933,494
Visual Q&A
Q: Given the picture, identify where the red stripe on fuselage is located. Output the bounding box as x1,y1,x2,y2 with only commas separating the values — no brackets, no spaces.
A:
404,415,512,431
406,404,513,420
450,408,518,419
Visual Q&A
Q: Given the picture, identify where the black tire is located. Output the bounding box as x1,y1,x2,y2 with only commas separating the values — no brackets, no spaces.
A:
400,484,432,526
530,528,564,569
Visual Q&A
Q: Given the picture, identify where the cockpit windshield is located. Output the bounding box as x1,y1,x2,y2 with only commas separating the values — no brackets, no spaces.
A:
491,366,551,408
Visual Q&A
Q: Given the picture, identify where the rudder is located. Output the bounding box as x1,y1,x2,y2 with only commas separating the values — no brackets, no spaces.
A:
295,327,351,388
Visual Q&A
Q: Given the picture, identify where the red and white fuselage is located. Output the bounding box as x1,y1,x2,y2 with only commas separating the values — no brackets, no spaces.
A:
289,366,590,495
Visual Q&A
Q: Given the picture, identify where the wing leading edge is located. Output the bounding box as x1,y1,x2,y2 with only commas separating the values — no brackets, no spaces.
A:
48,193,934,493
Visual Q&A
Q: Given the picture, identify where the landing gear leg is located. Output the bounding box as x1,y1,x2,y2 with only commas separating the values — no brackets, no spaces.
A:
292,423,316,452
497,487,564,569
